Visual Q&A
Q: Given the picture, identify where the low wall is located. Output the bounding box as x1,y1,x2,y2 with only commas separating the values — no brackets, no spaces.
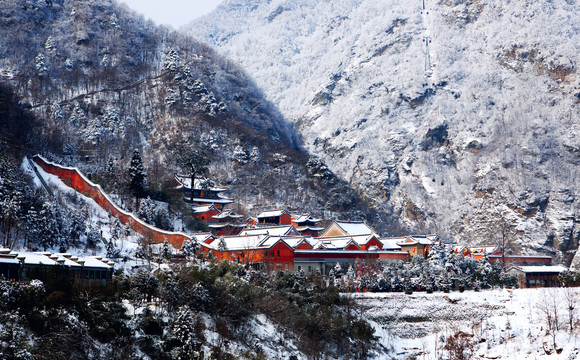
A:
32,155,197,249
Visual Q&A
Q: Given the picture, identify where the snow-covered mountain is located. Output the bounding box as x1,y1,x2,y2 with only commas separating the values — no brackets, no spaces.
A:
0,0,377,224
185,0,580,260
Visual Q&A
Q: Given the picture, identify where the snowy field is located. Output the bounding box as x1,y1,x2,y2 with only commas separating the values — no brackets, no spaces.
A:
351,288,580,359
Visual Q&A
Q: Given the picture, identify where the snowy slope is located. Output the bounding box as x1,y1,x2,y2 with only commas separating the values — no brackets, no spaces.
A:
185,0,580,258
352,288,580,360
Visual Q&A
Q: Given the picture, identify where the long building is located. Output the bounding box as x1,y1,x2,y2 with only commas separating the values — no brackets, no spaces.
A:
0,249,114,286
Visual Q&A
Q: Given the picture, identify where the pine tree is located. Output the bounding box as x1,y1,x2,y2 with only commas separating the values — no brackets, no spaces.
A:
217,237,227,255
85,226,101,251
170,306,199,359
180,240,199,259
346,265,355,279
106,239,120,259
139,197,156,224
128,149,147,198
334,262,342,276
163,276,181,312
132,270,159,304
161,240,173,261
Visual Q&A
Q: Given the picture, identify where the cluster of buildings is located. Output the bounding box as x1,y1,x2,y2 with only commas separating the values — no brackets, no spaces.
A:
180,174,564,283
175,173,438,274
23,156,566,289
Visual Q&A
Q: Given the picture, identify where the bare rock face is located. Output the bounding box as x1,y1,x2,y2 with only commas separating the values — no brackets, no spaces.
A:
186,0,580,260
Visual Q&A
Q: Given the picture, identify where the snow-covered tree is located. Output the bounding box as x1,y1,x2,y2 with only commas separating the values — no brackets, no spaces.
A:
128,149,147,198
64,58,73,71
85,226,102,251
34,53,47,75
217,237,227,254
161,240,173,260
163,275,180,312
163,49,181,72
139,197,156,224
346,265,355,279
334,262,342,277
233,145,249,164
68,103,86,126
131,270,159,304
180,239,199,259
170,306,199,359
172,144,209,203
44,36,56,52
250,146,261,163
106,239,120,259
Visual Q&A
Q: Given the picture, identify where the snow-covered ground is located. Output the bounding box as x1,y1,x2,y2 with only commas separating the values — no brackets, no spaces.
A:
351,288,580,359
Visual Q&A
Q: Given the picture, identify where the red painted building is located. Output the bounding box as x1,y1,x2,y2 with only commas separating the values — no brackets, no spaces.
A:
256,210,292,225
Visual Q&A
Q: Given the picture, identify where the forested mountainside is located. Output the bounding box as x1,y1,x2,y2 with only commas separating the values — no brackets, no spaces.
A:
186,0,580,261
0,0,378,224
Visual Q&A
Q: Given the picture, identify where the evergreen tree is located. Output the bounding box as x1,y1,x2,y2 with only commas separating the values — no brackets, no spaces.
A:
132,270,160,304
106,239,121,259
170,306,199,359
161,240,173,261
163,275,181,312
85,226,102,251
128,149,147,198
180,240,199,260
217,237,227,255
334,262,342,277
139,197,156,224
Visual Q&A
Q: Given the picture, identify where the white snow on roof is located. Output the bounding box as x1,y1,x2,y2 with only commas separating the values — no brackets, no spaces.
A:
296,226,324,232
186,196,233,204
12,252,58,265
9,251,113,269
43,253,82,267
0,257,20,264
205,235,266,251
283,236,312,248
511,265,568,273
335,221,374,236
208,223,246,229
239,225,295,237
256,210,287,218
212,209,244,219
190,233,214,242
380,239,402,250
175,175,227,191
396,236,434,246
192,205,218,213
313,238,360,250
293,214,321,223
258,236,286,248
78,256,113,269
470,246,498,254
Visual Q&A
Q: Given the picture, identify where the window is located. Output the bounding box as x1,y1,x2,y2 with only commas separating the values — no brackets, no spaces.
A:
271,250,274,257
297,265,301,271
308,266,312,273
277,250,280,257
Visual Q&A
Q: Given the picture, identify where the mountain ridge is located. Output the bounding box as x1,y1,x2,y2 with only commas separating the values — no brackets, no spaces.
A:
0,0,380,228
185,0,580,261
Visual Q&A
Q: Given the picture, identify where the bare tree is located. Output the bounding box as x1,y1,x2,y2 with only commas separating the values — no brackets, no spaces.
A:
172,143,210,203
563,287,577,332
494,215,518,269
536,289,561,349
